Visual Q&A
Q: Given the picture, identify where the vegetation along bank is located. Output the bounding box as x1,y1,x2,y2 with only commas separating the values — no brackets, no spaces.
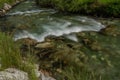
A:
36,0,120,18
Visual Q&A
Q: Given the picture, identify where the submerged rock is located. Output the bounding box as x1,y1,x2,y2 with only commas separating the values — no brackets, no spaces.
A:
0,68,28,80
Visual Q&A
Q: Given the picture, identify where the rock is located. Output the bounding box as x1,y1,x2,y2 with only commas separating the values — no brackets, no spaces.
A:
0,9,6,16
0,11,3,16
100,24,119,36
34,64,56,80
16,0,20,4
2,9,6,13
0,68,29,80
16,38,37,46
3,3,12,11
35,42,54,49
39,70,56,80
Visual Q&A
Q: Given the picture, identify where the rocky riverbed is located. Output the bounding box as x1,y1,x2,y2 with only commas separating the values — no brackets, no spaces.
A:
0,0,120,80
16,22,120,80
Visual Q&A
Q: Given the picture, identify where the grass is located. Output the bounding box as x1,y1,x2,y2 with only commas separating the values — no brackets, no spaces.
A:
0,32,38,80
62,66,102,80
36,0,120,17
98,0,120,4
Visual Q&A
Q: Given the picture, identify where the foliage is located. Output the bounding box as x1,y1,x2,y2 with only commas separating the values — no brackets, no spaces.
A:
36,0,120,17
35,23,120,80
62,66,101,80
0,32,37,80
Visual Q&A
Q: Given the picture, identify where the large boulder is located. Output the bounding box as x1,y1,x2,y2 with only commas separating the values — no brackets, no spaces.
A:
0,68,29,80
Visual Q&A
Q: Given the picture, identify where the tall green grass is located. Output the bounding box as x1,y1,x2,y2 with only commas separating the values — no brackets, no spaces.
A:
62,66,102,80
0,32,38,80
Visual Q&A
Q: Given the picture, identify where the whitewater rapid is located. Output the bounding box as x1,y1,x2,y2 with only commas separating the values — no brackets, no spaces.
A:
13,14,104,42
5,0,105,42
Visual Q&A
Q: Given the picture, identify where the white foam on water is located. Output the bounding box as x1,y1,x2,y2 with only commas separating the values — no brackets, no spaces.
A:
65,34,78,42
14,16,104,42
7,9,56,16
7,10,45,16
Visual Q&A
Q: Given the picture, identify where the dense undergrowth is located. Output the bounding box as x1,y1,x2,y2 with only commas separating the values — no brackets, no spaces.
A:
36,0,120,17
0,32,37,80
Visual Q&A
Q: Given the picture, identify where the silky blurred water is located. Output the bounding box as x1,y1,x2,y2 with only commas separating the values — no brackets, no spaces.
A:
1,0,104,42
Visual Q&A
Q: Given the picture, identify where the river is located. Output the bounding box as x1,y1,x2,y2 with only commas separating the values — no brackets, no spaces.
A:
0,0,104,42
0,0,120,80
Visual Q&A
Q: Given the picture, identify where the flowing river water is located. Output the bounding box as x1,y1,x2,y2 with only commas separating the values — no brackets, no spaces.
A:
0,0,120,80
0,0,104,42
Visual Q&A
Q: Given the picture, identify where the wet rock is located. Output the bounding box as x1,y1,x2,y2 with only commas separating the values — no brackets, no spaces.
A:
3,3,12,11
17,38,37,46
39,70,56,80
35,42,54,49
16,0,20,4
100,24,119,36
0,68,29,80
45,35,64,42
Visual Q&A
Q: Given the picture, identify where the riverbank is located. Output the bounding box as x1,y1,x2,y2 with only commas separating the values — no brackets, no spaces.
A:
0,0,120,80
0,0,25,16
16,22,120,80
36,0,120,18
